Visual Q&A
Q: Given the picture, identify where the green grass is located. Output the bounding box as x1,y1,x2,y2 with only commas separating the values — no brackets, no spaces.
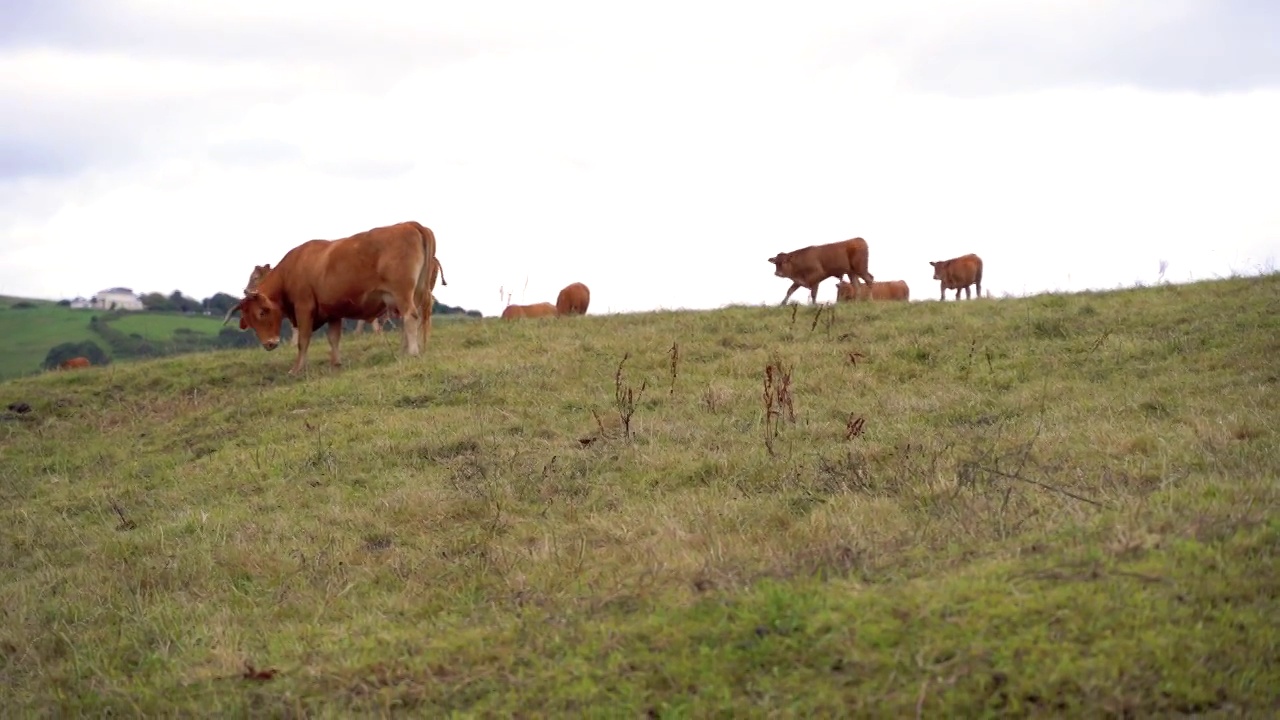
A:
107,311,226,339
1,275,1278,716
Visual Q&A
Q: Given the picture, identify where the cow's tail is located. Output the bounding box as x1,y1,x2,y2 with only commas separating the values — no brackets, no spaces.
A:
409,221,437,344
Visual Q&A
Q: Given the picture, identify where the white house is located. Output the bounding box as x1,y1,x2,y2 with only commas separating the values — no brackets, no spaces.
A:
88,287,145,311
68,296,93,309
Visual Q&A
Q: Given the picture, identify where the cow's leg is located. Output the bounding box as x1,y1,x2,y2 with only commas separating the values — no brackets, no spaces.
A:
779,282,801,305
974,278,982,299
327,322,344,367
394,290,423,356
290,315,315,375
963,285,972,300
808,285,820,304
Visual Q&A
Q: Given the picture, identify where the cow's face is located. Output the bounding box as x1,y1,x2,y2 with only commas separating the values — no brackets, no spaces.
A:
768,252,791,278
930,261,944,280
228,292,286,350
245,264,272,295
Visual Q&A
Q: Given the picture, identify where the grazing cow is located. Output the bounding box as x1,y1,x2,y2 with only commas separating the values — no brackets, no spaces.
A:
501,302,558,320
929,253,983,300
225,221,439,375
768,237,874,305
837,279,910,302
555,282,590,316
58,356,91,370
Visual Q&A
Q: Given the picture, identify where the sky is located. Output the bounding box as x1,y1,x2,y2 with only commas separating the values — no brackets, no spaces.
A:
2,0,1278,315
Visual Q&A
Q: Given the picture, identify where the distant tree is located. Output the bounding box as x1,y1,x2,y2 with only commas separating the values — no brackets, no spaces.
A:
11,301,36,309
56,299,71,307
42,340,109,370
140,292,174,311
202,292,240,315
167,291,202,313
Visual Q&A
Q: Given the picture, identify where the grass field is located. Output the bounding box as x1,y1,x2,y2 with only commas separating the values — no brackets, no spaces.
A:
1,275,1277,716
0,301,234,381
0,300,108,380
108,311,226,339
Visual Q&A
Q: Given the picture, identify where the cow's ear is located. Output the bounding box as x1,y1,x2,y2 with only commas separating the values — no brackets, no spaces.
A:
767,255,779,265
929,261,938,267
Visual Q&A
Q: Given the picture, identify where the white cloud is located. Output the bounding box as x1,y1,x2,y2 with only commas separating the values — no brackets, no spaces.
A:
1,1,1278,317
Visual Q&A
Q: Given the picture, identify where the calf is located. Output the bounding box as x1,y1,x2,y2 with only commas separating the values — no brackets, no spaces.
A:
768,237,874,304
837,279,910,302
58,356,91,370
929,254,983,300
501,302,558,320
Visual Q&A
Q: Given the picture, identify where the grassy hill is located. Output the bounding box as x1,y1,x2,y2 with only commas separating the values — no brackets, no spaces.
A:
1,275,1277,716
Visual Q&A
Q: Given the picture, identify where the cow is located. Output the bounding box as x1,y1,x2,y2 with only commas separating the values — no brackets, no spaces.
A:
837,279,910,302
224,221,439,375
58,356,91,370
768,237,874,305
500,302,558,320
254,257,448,337
555,282,590,316
929,253,983,300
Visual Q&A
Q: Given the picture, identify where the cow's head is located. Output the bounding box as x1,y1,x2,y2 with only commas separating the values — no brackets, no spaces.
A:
245,263,272,295
929,260,945,280
767,252,792,278
223,291,286,351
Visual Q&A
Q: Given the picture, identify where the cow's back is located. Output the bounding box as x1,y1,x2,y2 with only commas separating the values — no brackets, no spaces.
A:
871,280,910,301
942,254,982,288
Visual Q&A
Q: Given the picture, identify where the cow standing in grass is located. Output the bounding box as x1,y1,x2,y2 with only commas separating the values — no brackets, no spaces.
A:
225,221,439,375
768,237,874,305
929,254,983,300
58,356,91,370
555,282,590,316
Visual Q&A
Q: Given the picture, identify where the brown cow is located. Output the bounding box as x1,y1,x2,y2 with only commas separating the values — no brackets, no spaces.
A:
837,279,910,302
500,302,558,320
225,221,439,374
356,256,448,333
555,282,590,316
768,237,874,305
253,257,449,338
929,253,983,300
58,356,91,370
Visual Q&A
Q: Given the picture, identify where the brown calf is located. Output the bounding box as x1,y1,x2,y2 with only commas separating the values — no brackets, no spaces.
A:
555,282,590,316
929,254,983,300
837,279,910,302
501,302,558,320
58,356,91,370
768,237,874,304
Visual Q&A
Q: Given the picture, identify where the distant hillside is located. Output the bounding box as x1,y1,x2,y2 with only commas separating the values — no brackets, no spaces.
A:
0,296,484,381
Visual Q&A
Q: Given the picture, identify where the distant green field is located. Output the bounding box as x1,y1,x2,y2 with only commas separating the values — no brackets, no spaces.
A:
0,301,229,380
0,302,105,379
108,311,225,339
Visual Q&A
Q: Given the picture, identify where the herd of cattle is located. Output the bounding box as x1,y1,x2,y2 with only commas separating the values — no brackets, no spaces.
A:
50,222,984,374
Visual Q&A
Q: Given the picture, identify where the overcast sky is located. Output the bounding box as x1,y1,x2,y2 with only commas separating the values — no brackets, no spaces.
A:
2,0,1278,315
